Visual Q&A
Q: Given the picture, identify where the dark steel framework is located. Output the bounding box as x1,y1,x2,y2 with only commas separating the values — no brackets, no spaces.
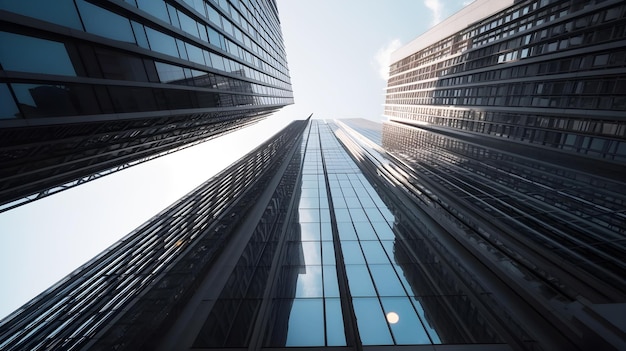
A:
0,0,293,210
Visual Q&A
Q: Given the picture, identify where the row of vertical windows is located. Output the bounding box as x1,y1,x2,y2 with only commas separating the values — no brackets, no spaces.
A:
388,1,625,86
0,82,290,119
384,107,626,161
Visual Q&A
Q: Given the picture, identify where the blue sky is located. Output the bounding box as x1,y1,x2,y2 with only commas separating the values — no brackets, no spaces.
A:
0,0,471,319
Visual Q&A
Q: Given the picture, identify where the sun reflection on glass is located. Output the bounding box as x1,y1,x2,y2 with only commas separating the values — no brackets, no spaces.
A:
386,311,399,324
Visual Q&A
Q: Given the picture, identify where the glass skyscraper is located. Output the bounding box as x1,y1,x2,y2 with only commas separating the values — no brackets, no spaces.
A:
0,0,293,210
1,118,623,350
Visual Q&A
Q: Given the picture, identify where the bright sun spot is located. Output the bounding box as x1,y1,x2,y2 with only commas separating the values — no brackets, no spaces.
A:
386,311,400,324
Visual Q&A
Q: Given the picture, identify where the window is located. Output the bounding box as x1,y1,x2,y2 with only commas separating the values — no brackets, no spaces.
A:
0,0,82,30
0,32,76,76
75,0,136,43
0,84,19,119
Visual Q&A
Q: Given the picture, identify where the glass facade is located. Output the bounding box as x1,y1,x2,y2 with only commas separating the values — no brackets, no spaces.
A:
0,0,293,209
1,118,623,350
384,0,626,161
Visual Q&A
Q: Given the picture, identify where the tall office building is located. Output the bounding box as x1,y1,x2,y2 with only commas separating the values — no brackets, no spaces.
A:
385,0,625,163
1,118,623,350
0,0,293,210
381,0,625,349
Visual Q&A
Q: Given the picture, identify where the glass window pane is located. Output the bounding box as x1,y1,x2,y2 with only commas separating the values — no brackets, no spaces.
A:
136,0,169,22
301,242,321,265
360,242,390,264
336,222,357,240
145,27,179,57
320,222,333,241
76,0,135,43
325,298,347,346
186,43,205,65
0,0,82,29
0,32,76,76
293,265,323,298
380,297,431,344
12,83,100,117
341,242,365,264
0,84,19,119
155,62,185,83
178,11,200,37
323,265,340,297
286,299,324,346
345,265,376,296
352,297,393,345
353,221,378,240
372,221,395,240
300,222,320,241
369,265,406,296
321,241,335,265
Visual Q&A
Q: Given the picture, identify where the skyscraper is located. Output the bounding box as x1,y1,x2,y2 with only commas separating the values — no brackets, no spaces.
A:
1,118,623,350
385,0,626,163
0,0,293,210
381,0,625,349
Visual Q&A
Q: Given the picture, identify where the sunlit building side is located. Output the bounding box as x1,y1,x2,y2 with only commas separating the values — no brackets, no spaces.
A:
382,0,626,349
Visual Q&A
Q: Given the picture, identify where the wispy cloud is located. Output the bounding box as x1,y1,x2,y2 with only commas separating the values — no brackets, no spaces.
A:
375,39,402,80
424,0,443,25
463,0,476,6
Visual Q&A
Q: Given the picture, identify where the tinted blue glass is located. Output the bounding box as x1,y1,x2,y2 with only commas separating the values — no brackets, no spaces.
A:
76,0,135,43
186,43,205,65
345,196,362,208
0,32,75,76
334,208,351,222
380,297,431,344
155,62,185,83
323,265,340,297
136,0,169,22
145,27,179,57
178,11,200,37
286,299,324,346
360,242,390,264
321,241,335,265
353,221,378,240
299,197,319,209
352,298,393,345
0,84,19,119
410,296,442,343
369,265,406,296
131,22,149,48
176,39,188,60
294,265,322,297
320,222,333,241
345,265,376,296
372,221,395,240
341,242,365,264
301,242,321,265
0,0,82,29
349,208,369,222
210,53,225,71
207,27,221,47
298,208,318,223
300,222,320,241
325,298,347,346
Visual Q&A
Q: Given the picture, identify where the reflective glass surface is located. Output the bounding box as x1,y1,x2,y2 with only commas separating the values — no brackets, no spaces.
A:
75,0,135,43
0,0,83,29
0,84,19,119
0,32,76,76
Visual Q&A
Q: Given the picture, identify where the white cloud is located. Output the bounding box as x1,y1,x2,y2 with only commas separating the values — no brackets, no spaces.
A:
375,39,402,80
463,0,476,5
424,0,443,25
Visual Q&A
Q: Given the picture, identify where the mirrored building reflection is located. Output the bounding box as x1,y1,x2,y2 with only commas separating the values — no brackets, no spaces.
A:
0,0,293,210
